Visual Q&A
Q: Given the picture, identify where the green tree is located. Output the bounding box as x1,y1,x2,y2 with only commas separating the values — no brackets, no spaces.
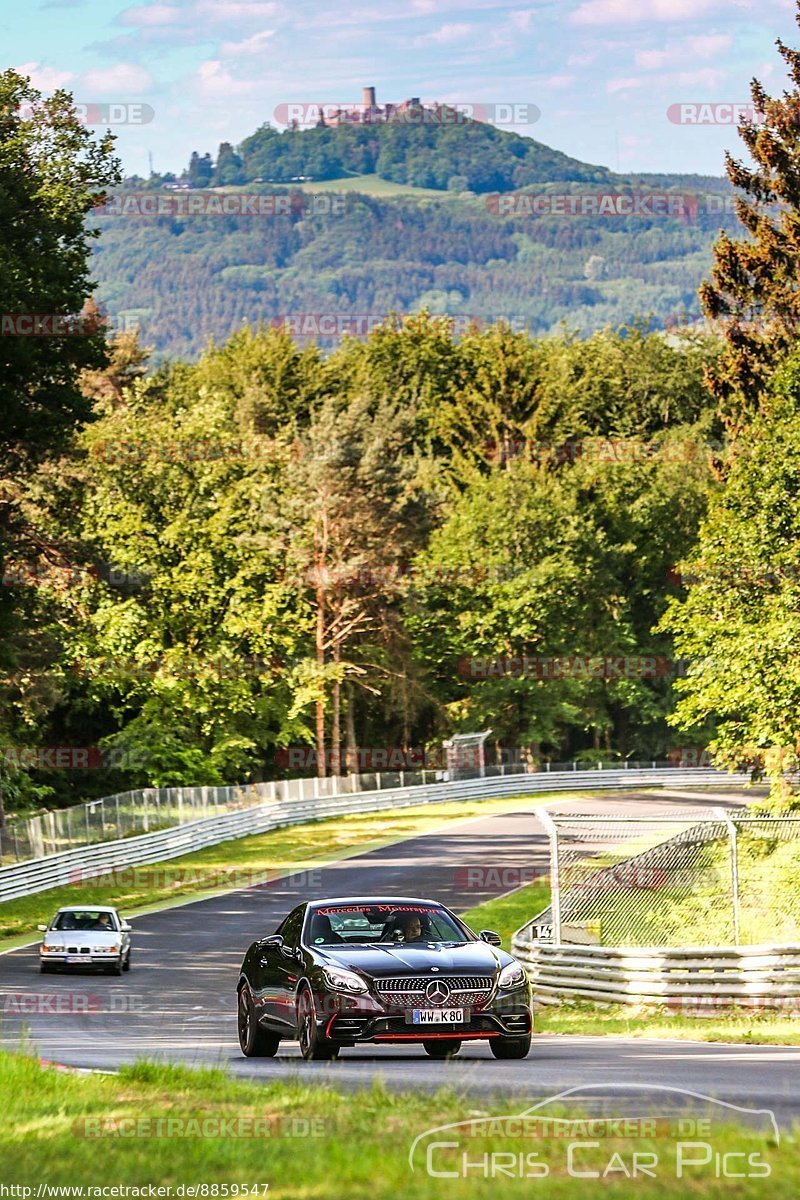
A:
700,1,800,424
660,350,800,803
0,69,120,817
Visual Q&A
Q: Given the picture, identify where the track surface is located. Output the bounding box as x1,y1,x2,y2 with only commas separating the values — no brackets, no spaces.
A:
2,790,798,1127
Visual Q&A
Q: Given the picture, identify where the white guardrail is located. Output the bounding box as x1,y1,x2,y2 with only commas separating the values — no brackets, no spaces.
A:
0,766,747,903
510,940,800,1009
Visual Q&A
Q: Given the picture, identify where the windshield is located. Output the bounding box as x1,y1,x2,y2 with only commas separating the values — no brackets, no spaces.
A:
305,903,470,946
52,910,118,932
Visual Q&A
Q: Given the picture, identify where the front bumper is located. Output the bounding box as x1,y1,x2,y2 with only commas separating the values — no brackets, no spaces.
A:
40,952,122,969
315,984,532,1045
326,1007,532,1043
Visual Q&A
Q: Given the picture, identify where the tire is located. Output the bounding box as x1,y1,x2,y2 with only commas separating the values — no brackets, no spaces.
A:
490,1034,531,1059
40,963,53,974
297,988,339,1061
238,986,281,1058
423,1040,462,1059
108,956,124,976
123,949,131,972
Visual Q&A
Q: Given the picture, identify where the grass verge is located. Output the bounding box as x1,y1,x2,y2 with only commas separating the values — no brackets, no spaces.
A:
0,1050,790,1197
537,1000,800,1044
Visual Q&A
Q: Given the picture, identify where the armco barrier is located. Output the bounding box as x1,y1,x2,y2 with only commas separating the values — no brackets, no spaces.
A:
510,939,800,1008
0,766,748,903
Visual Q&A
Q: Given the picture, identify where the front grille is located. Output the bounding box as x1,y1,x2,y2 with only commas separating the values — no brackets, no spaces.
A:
374,975,494,1009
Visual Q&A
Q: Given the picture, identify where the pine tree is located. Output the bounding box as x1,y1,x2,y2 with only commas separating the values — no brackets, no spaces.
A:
700,2,800,425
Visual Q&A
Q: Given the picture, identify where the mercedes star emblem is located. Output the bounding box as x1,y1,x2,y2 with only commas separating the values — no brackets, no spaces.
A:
425,979,451,1005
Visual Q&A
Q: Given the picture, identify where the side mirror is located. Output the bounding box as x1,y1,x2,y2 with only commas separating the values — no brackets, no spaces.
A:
37,924,48,932
480,930,502,946
121,922,132,932
259,934,284,950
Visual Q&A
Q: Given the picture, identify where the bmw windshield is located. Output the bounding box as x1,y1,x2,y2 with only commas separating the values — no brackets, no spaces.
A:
305,903,471,947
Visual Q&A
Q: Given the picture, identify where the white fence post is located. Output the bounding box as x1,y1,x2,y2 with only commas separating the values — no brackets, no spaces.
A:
538,806,562,946
717,806,741,945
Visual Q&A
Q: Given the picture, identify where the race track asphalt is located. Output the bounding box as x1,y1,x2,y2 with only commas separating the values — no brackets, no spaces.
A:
2,789,797,1129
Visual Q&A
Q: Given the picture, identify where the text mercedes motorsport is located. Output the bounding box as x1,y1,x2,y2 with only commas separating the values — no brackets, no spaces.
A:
237,896,532,1060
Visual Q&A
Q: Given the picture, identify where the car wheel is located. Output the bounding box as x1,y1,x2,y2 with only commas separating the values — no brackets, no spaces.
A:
123,949,131,972
490,1034,532,1059
108,957,124,976
423,1040,462,1059
297,988,339,1061
40,963,52,974
238,986,280,1057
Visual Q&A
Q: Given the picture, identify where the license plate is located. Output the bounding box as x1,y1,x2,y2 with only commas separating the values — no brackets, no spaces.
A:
65,956,81,963
410,1008,466,1024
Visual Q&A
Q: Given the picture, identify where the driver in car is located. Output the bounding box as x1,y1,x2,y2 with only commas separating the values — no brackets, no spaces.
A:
398,913,424,942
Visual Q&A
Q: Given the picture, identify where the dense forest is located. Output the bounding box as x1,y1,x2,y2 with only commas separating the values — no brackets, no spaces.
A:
92,185,737,361
3,317,724,812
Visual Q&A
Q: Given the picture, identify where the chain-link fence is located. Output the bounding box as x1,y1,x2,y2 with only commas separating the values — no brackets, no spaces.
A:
527,808,800,948
0,758,728,866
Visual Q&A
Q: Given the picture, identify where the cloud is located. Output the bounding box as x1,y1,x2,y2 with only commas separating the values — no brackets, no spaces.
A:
674,67,728,88
220,29,276,54
571,0,726,25
15,62,76,89
194,60,264,96
414,23,472,45
542,74,576,88
607,76,644,93
635,33,732,69
82,63,153,92
120,3,182,25
195,0,280,16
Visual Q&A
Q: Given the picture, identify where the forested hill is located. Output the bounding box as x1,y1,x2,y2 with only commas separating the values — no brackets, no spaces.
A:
181,105,615,192
90,105,737,360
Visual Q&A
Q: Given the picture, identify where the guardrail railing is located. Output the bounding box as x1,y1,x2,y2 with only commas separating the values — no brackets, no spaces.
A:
511,940,800,1009
0,766,747,903
0,759,733,865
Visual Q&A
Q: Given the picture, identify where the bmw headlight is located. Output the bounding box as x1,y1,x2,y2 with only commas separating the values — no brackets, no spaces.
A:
94,945,119,954
498,962,526,989
322,966,368,994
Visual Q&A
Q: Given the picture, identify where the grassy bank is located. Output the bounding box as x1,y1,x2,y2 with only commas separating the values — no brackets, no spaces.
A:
0,1051,790,1197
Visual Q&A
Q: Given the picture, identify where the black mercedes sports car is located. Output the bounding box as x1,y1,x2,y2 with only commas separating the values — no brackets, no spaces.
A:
236,896,532,1060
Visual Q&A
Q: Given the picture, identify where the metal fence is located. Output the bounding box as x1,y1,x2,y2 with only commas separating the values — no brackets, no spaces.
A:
519,807,800,949
0,766,750,900
0,758,717,866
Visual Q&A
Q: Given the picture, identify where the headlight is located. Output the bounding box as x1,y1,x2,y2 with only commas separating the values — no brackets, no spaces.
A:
322,966,368,993
41,945,61,953
94,945,119,954
498,962,526,988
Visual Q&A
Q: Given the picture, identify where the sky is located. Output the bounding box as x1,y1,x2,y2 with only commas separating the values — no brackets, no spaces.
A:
3,0,800,179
